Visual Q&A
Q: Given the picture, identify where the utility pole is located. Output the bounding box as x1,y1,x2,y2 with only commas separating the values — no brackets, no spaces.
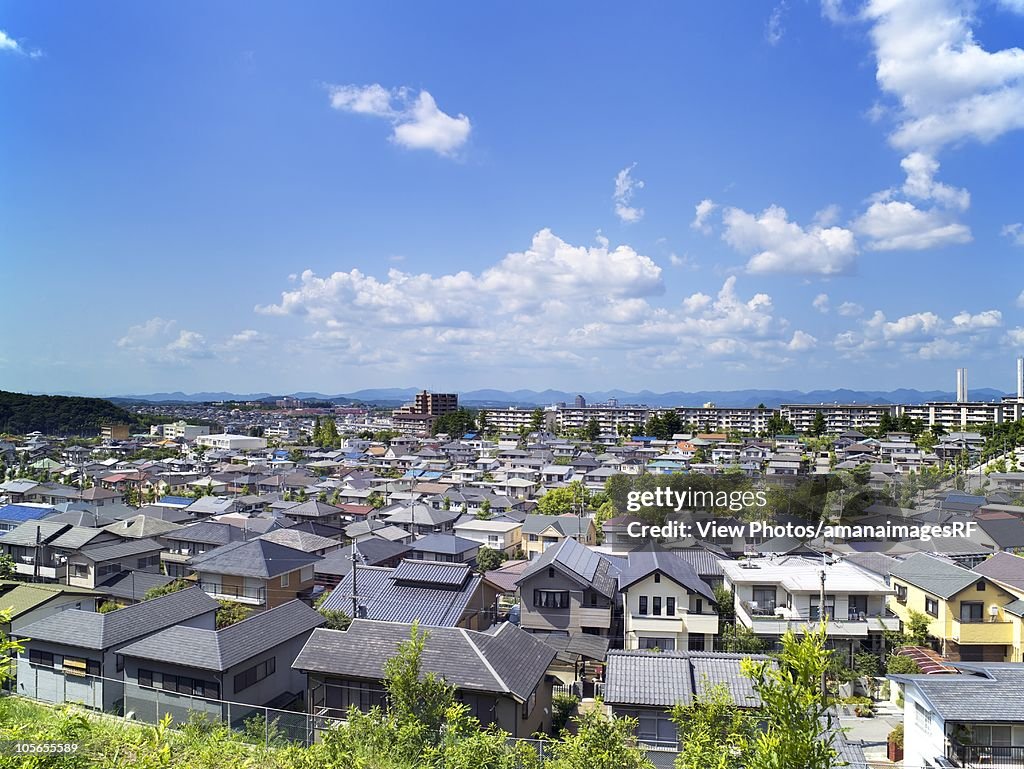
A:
820,558,828,698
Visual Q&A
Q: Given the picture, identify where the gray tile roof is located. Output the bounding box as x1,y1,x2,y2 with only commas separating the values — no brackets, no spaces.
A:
118,599,324,671
383,504,460,527
77,537,164,562
319,560,483,626
889,552,980,598
189,539,321,579
391,560,471,587
285,500,344,519
603,649,771,708
618,549,715,601
293,620,554,702
101,515,184,539
893,665,1024,721
95,570,175,602
972,551,1024,591
663,547,726,578
409,533,480,556
14,586,219,650
258,528,339,553
522,513,589,537
976,517,1024,548
166,520,244,547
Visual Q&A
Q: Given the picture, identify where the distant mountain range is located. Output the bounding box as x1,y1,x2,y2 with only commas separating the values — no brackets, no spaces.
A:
106,387,1011,409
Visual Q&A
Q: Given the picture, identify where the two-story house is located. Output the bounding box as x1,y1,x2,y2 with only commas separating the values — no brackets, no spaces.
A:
722,555,898,661
515,536,619,639
889,552,1024,662
521,514,597,559
618,549,718,652
188,539,320,611
452,518,523,556
65,538,164,590
160,521,246,579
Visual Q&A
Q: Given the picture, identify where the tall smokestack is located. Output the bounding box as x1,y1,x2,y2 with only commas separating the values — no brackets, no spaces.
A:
956,367,968,403
1017,357,1023,400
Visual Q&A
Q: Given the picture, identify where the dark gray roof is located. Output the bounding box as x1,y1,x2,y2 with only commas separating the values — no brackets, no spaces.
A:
522,513,590,537
95,570,175,602
892,665,1024,721
45,509,119,527
604,649,771,708
972,551,1024,590
118,599,324,671
518,537,618,597
285,500,344,519
889,552,980,598
392,560,471,587
313,539,413,577
618,549,715,601
409,533,480,556
976,517,1024,548
167,520,245,547
844,552,902,579
319,560,482,626
537,632,610,662
383,505,460,526
14,587,219,650
258,528,339,553
664,547,726,578
77,537,163,562
293,620,554,702
189,539,320,579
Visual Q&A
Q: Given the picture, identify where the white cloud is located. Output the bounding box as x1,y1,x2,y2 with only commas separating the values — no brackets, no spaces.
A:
837,301,864,317
116,318,212,363
0,28,41,57
918,338,968,360
1007,327,1024,346
813,293,831,313
327,84,471,157
766,2,787,45
862,0,1024,153
1003,223,1024,246
722,204,858,275
898,152,969,210
813,204,842,227
950,309,1002,332
257,231,804,371
880,310,943,340
787,330,818,351
690,199,718,234
613,163,645,223
669,252,698,270
853,199,971,250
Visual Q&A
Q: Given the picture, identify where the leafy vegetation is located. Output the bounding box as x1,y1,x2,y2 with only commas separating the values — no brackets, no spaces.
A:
0,390,143,436
215,600,251,629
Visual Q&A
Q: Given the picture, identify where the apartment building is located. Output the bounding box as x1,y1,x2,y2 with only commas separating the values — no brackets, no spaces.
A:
779,404,894,434
673,406,773,435
478,407,556,434
556,405,650,433
896,401,1004,430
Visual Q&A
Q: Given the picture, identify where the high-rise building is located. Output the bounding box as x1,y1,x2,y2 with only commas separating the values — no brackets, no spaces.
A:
574,394,587,408
956,368,968,403
412,390,458,416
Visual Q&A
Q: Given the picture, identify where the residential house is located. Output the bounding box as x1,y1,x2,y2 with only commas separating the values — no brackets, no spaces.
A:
722,555,898,661
119,600,325,724
890,552,1024,662
516,537,619,639
0,521,119,582
521,514,597,559
409,533,480,565
320,559,499,630
312,538,412,589
160,521,246,579
618,549,718,652
257,529,342,557
66,538,164,590
13,587,220,712
452,518,523,556
382,504,459,536
0,580,98,634
293,619,556,737
188,539,320,610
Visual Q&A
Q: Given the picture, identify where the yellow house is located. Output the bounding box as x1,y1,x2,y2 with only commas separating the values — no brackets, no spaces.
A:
521,514,596,559
889,552,1024,662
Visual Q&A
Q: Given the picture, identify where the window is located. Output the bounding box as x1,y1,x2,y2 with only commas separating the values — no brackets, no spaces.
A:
639,596,648,615
654,573,661,584
528,534,538,542
653,597,662,616
810,595,835,621
116,655,124,673
139,669,153,687
895,584,908,604
688,635,706,652
666,597,676,616
534,590,570,609
977,580,987,591
960,601,984,623
301,565,314,582
848,595,868,620
521,687,537,718
640,637,674,651
547,567,555,579
752,586,776,612
234,657,277,693
281,572,290,588
925,596,939,617
590,592,598,607
28,650,54,667
70,563,88,578
97,562,122,577
694,598,702,614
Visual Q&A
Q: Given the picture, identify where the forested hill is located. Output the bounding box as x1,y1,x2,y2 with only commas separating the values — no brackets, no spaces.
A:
0,391,141,436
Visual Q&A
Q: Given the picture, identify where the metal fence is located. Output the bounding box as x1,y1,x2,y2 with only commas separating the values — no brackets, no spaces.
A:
6,666,344,748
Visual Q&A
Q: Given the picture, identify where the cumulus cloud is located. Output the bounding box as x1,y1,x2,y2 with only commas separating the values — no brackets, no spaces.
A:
722,204,858,275
862,0,1024,153
327,84,471,157
950,309,1002,332
837,301,864,317
787,330,818,351
690,199,718,234
853,199,971,250
834,305,1003,359
613,163,645,223
257,231,806,372
116,318,212,363
813,293,831,313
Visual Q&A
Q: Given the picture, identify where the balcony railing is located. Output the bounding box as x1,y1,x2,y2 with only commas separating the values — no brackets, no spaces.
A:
948,738,1024,767
197,582,266,605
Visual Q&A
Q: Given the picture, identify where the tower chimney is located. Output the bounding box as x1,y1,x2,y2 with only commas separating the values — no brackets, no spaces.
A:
956,367,968,403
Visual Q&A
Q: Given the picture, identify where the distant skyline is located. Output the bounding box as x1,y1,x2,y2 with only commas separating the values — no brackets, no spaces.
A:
3,2,1024,396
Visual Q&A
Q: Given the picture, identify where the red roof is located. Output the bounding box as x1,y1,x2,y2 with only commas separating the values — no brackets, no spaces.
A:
896,646,957,674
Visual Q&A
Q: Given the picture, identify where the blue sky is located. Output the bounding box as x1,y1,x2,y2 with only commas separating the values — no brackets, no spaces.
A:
3,1,1024,397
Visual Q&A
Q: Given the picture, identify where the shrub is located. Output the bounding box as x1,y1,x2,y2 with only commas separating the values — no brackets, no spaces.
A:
889,723,904,749
886,654,921,675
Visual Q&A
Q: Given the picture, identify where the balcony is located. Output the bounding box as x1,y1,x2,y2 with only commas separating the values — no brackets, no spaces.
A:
948,738,1024,768
197,582,266,606
952,618,1015,645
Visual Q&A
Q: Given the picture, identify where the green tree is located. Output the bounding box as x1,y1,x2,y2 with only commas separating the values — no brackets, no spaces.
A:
809,411,827,437
719,623,768,653
314,592,352,631
477,498,493,520
0,552,14,579
584,418,602,442
544,707,654,769
142,579,190,601
537,481,588,516
712,584,735,623
0,609,23,686
672,684,749,769
215,600,251,629
529,408,545,433
904,609,932,645
475,546,507,573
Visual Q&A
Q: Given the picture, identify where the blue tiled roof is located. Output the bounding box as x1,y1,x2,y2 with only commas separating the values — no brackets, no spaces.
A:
0,504,53,523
